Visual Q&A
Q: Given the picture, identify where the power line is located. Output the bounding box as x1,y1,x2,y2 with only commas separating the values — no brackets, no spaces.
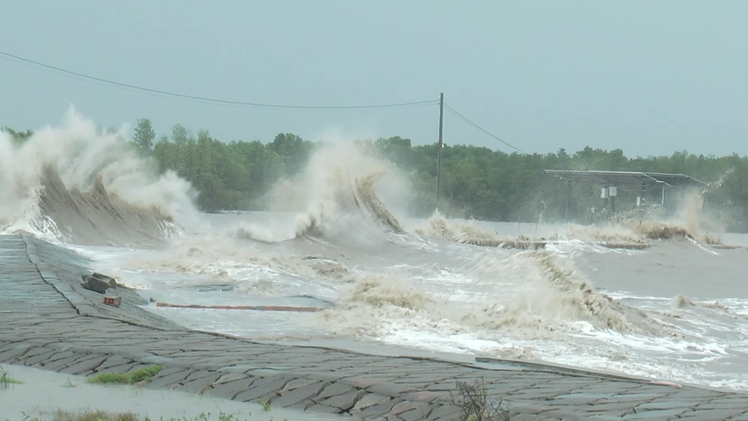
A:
444,103,525,154
0,50,438,110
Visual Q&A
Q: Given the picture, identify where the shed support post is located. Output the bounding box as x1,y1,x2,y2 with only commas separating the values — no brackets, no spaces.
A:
661,184,665,206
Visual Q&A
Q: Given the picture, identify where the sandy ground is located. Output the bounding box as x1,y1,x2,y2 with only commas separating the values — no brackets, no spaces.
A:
0,365,339,421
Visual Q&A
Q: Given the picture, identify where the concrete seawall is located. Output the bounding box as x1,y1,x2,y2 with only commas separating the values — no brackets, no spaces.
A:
1,235,747,420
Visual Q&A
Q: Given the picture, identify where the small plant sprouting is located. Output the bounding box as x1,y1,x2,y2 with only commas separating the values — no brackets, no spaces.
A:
0,367,23,387
257,399,271,412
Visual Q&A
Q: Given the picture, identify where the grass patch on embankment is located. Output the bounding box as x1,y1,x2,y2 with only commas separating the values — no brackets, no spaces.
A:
87,365,163,385
1,366,23,387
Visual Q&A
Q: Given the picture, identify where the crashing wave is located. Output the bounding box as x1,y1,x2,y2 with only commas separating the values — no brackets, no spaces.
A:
0,108,197,246
37,165,181,245
236,143,406,244
466,250,667,335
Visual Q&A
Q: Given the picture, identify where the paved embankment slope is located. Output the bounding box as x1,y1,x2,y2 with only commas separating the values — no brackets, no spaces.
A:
1,235,747,420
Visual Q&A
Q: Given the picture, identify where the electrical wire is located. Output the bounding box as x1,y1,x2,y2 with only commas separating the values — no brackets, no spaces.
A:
1,50,529,152
444,103,525,154
0,50,438,110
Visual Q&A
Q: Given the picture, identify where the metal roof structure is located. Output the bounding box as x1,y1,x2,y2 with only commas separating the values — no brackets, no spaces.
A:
544,170,707,187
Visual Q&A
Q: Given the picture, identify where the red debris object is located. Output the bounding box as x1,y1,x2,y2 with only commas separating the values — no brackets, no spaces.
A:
103,295,121,307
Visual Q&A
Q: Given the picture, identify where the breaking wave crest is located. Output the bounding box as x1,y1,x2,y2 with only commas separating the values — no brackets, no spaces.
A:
564,218,722,248
415,212,501,246
0,108,197,245
226,138,723,254
413,209,724,251
236,142,406,244
670,293,731,313
466,250,664,334
599,189,723,245
317,248,671,343
320,274,444,337
344,274,431,310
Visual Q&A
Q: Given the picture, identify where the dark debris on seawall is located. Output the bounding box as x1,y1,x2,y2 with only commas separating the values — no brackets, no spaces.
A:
1,235,747,421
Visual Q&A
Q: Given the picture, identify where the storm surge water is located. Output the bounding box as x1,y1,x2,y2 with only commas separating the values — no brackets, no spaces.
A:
0,108,196,245
4,110,748,392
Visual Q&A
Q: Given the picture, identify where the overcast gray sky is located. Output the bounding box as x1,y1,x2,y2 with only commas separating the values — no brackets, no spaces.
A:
1,0,746,157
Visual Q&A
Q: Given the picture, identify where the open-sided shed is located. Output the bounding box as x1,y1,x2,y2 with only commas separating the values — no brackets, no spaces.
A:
544,170,707,215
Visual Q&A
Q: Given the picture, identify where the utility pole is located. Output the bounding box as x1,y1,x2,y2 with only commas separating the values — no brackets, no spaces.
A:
436,92,444,209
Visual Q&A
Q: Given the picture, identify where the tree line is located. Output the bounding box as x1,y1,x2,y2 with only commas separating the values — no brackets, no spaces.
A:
3,120,748,231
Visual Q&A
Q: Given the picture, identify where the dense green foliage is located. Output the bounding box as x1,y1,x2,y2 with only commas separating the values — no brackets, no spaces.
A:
3,121,748,231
